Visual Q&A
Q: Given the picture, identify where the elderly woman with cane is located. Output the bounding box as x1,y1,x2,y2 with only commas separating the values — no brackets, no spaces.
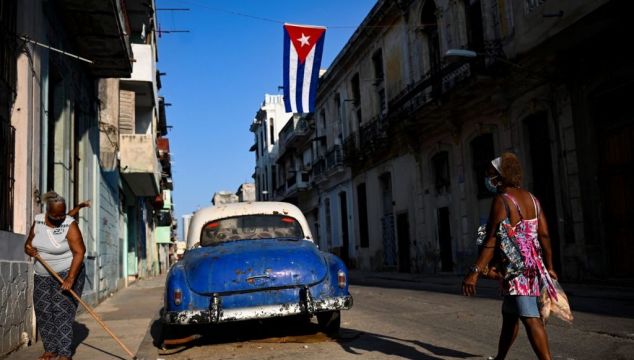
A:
24,192,87,360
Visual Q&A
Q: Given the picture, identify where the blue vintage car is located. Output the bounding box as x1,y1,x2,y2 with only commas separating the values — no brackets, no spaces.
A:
162,202,353,334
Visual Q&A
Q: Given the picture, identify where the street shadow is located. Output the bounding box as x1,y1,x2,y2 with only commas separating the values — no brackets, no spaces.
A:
335,329,480,359
152,316,480,359
155,315,326,353
71,322,89,356
72,321,126,359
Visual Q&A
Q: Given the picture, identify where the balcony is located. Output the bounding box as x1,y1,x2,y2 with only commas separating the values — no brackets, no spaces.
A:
120,134,161,196
283,117,312,149
120,43,158,107
388,61,472,117
58,0,133,77
325,145,344,173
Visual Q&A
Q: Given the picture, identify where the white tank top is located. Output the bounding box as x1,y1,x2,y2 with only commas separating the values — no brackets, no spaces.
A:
31,213,75,275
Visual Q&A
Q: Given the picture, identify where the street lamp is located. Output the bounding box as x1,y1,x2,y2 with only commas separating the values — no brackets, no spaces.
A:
444,48,521,68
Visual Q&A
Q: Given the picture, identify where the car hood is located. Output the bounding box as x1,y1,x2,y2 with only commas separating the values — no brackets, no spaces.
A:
184,239,327,294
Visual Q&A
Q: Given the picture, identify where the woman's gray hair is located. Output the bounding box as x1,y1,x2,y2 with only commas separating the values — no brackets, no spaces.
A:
42,191,66,209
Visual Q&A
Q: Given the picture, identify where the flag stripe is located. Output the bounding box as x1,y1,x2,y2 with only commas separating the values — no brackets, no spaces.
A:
283,30,292,112
308,33,325,112
302,46,315,112
289,40,299,113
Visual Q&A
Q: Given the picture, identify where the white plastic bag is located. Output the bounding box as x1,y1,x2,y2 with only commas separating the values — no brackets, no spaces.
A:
539,280,573,324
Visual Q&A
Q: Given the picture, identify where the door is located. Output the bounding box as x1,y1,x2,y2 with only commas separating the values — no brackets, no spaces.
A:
397,212,411,272
593,88,634,276
338,191,350,265
380,173,396,267
437,207,453,272
526,113,561,272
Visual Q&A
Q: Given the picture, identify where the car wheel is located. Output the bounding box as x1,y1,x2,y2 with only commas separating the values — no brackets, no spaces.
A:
317,310,341,334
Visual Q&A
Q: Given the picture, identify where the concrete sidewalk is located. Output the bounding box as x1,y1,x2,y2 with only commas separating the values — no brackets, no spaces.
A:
9,275,165,360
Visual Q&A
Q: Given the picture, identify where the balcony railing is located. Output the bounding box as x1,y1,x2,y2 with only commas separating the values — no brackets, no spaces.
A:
325,145,344,170
388,61,472,117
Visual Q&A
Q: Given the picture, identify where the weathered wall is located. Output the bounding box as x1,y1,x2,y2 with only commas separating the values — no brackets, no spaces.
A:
0,259,33,356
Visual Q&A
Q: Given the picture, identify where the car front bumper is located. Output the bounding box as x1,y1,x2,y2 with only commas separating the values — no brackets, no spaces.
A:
162,294,353,325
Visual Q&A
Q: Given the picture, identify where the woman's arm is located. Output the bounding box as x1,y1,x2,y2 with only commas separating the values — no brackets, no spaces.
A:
68,200,91,219
61,221,86,291
463,195,507,296
24,224,37,257
537,209,558,279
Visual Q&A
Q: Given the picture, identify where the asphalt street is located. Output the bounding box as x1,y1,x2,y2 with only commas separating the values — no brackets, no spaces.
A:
10,273,634,360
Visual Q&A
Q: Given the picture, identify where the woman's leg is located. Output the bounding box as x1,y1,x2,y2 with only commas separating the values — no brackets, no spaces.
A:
495,312,520,360
52,267,85,358
34,275,58,357
521,317,552,360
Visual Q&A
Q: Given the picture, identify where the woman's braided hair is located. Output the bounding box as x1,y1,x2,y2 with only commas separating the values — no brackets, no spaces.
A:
42,191,66,210
499,152,523,188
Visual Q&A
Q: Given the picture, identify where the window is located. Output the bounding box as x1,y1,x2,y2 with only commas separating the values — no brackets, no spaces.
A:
372,49,384,82
351,73,361,107
200,215,303,246
432,151,450,194
470,133,495,198
465,0,484,52
269,118,275,145
357,183,369,248
320,110,326,130
378,89,386,115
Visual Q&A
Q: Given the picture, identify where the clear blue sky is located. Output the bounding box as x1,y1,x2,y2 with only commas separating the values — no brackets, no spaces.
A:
156,0,377,234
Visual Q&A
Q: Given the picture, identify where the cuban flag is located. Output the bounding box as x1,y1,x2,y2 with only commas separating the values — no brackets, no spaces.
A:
283,23,326,113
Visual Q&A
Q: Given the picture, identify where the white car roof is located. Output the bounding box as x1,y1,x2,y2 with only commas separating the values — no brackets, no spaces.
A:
186,201,313,248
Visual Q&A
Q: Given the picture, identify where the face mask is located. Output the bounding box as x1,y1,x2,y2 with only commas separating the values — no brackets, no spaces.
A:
47,215,64,227
484,176,498,193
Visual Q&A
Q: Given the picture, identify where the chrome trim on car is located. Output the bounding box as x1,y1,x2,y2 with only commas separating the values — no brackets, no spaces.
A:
162,295,353,325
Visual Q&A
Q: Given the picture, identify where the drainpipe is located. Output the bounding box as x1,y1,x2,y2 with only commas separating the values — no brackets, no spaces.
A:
40,51,49,196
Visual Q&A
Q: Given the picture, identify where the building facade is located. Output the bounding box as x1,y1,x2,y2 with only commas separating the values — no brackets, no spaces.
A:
0,0,175,355
251,0,632,280
250,94,293,201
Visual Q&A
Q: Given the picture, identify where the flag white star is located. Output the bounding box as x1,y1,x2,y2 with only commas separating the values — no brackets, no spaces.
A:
297,33,311,47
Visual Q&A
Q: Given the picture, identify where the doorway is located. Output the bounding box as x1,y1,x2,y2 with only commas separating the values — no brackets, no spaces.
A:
397,212,411,272
437,207,453,272
338,191,350,265
592,87,634,276
380,172,396,267
525,113,561,272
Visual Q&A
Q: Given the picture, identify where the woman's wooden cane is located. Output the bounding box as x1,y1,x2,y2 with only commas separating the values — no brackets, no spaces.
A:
35,255,137,360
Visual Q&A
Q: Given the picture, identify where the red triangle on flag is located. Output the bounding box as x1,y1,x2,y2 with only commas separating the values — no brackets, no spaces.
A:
284,24,326,64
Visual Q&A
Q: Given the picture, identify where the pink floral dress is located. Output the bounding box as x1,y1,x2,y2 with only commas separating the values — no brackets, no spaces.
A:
499,193,557,299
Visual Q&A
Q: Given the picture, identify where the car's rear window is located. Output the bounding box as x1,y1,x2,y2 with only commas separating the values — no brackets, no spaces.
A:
200,215,303,246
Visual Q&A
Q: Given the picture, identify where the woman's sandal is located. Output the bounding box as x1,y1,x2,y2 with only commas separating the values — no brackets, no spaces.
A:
37,352,57,360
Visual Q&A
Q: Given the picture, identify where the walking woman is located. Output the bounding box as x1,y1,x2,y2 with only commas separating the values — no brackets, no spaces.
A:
24,192,86,360
462,152,558,360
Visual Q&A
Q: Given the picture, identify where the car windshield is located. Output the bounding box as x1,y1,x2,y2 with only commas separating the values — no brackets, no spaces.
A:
200,214,304,246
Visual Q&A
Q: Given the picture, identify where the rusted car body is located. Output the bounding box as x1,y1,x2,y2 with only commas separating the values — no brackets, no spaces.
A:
162,202,352,332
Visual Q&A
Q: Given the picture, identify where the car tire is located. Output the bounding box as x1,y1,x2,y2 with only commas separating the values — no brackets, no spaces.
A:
317,310,341,334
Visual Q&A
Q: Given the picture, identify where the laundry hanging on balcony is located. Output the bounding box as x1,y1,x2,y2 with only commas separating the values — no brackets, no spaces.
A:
283,23,326,113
